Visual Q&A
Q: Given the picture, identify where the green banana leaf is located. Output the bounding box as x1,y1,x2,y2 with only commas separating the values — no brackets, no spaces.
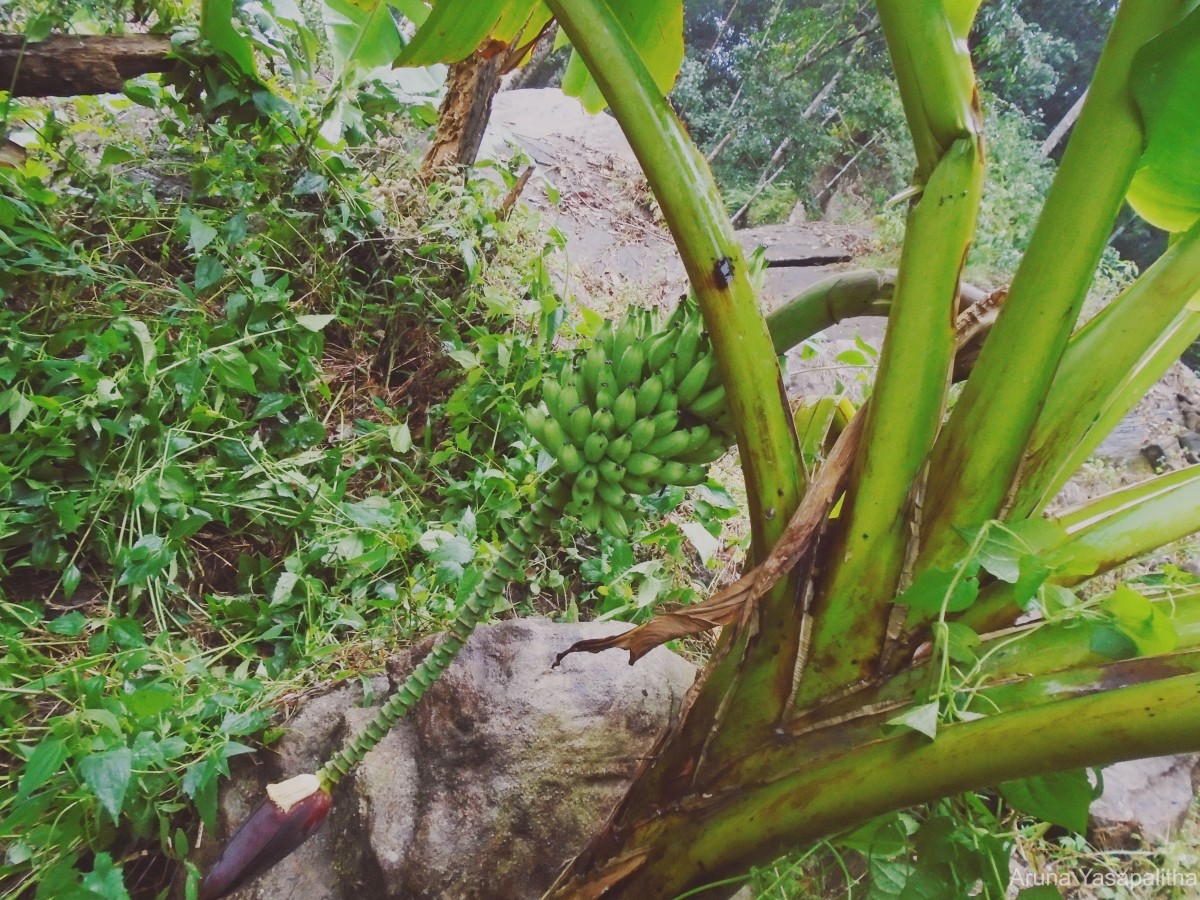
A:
200,0,259,76
391,0,682,116
559,0,684,114
1127,7,1200,233
322,0,405,76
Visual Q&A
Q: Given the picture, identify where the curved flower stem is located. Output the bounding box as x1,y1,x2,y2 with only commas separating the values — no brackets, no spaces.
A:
317,476,569,787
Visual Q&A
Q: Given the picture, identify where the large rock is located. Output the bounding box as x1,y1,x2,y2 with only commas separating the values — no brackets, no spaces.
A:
206,618,698,899
1089,755,1200,847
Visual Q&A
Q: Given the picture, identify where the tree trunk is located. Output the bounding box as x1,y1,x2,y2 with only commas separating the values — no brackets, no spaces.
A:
1040,89,1087,158
503,23,559,91
0,34,172,97
419,49,504,181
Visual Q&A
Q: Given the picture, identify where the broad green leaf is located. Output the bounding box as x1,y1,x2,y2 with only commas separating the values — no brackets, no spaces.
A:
200,0,259,77
679,521,718,566
183,211,219,253
1127,8,1200,232
1101,585,1177,656
895,567,979,615
81,748,133,822
945,0,984,41
942,622,980,664
17,738,68,802
999,769,1093,833
839,812,909,858
323,0,404,77
886,701,940,740
388,422,413,453
560,0,685,114
295,313,336,331
1016,889,1063,900
83,852,131,900
398,1,551,66
194,256,225,292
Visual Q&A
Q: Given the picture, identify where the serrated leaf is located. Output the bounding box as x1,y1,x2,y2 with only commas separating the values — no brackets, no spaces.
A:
999,769,1093,833
81,748,133,822
83,851,131,900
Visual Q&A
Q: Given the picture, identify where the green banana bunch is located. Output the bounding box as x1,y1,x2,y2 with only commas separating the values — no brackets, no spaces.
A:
526,299,735,538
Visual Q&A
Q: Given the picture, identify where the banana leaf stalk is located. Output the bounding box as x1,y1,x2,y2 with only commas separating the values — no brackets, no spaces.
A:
917,0,1193,573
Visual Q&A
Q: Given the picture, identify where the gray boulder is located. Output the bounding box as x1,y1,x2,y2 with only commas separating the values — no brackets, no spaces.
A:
1089,755,1200,847
205,618,698,899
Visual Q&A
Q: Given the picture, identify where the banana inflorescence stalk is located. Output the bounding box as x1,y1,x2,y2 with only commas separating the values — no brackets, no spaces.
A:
202,300,739,898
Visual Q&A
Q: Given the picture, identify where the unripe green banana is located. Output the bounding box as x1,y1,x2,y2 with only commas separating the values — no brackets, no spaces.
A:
650,409,680,438
614,344,645,391
596,477,626,507
525,406,547,443
682,423,712,453
559,383,581,418
676,354,716,406
539,417,566,456
613,388,638,432
606,433,633,463
622,473,655,494
557,443,585,474
634,375,663,419
596,319,616,359
600,502,631,538
594,381,615,412
598,455,627,482
570,477,595,508
644,430,690,459
646,331,676,370
582,345,608,402
581,505,602,532
660,461,706,486
673,317,703,379
542,379,564,424
625,452,662,477
628,419,656,451
577,464,600,491
675,435,728,465
665,296,692,330
655,388,679,416
688,384,727,420
584,430,610,463
613,313,640,361
658,358,677,391
593,408,616,437
568,404,592,446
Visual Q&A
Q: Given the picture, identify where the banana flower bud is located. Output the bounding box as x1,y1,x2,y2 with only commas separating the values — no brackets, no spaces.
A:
200,773,331,899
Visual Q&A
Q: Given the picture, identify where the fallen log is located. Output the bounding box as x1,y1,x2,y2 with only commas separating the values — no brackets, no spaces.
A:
0,34,172,97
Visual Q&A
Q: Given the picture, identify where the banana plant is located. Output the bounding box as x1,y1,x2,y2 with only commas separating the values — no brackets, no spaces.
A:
201,0,1200,897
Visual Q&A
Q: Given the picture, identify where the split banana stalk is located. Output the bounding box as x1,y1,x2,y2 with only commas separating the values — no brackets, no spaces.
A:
200,298,743,898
